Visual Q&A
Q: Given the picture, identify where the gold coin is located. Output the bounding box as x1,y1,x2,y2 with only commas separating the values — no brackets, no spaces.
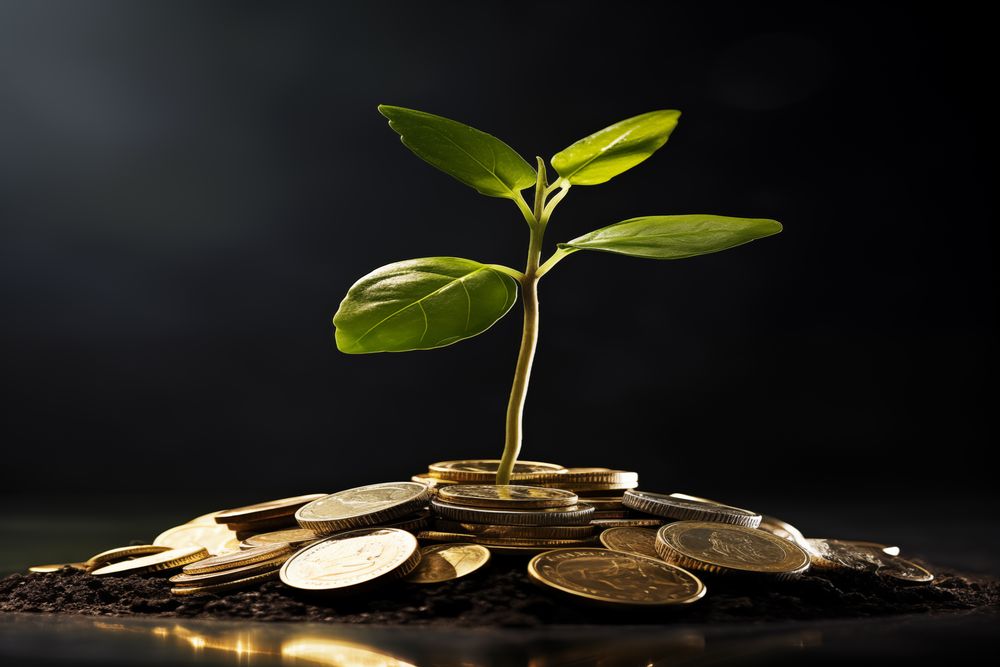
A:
170,559,285,586
405,543,491,584
182,543,292,575
224,516,299,533
528,548,706,606
578,497,625,510
171,568,280,596
437,485,578,509
805,539,931,583
85,545,171,570
411,473,455,488
280,527,420,592
532,481,638,493
379,509,431,533
433,519,595,539
427,460,566,483
624,490,761,527
417,530,595,549
241,527,320,549
295,482,432,535
28,563,89,573
525,468,638,485
599,527,660,559
430,499,595,526
668,492,726,505
214,493,327,525
154,522,238,555
655,522,810,578
757,515,808,548
90,546,209,576
591,517,664,528
591,510,630,519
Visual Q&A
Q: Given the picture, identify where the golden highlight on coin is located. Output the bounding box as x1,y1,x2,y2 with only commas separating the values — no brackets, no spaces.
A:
437,484,578,509
182,543,292,575
280,528,420,592
427,460,566,483
170,559,284,587
599,527,660,559
241,528,320,550
296,482,432,535
90,546,210,577
528,548,706,606
214,493,327,525
405,543,491,584
153,522,239,556
655,522,810,578
430,499,594,526
171,569,281,596
624,490,762,528
85,545,171,570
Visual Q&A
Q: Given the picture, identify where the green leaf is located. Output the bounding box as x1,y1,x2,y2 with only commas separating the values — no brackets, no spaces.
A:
559,215,782,259
551,110,681,185
334,257,519,354
378,105,536,199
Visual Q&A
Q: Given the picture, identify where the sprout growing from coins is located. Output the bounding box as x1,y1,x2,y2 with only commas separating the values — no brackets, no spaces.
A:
333,106,782,484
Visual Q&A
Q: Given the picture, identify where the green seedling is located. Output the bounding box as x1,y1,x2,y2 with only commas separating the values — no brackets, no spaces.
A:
333,106,782,484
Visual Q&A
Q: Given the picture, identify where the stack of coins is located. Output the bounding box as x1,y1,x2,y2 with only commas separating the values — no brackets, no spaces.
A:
213,493,328,537
170,543,294,595
422,482,598,554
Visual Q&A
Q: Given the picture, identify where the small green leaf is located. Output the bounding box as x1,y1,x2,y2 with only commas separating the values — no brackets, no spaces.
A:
559,215,782,259
378,105,536,199
551,110,680,185
334,257,519,354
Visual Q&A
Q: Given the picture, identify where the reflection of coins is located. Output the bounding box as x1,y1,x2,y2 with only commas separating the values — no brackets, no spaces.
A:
656,522,810,578
405,543,491,584
28,563,89,573
280,528,420,592
182,543,292,575
430,499,594,526
433,519,594,539
86,545,171,570
624,490,761,527
599,527,660,559
296,483,432,535
215,494,326,525
806,539,932,583
437,485,578,509
91,546,209,576
241,527,320,549
154,522,239,555
428,460,566,483
528,548,705,606
757,515,808,548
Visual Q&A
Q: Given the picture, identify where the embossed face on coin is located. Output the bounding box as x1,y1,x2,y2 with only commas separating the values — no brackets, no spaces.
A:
599,527,660,559
656,522,810,576
406,543,491,584
528,548,705,605
806,539,932,583
280,528,420,591
437,485,578,509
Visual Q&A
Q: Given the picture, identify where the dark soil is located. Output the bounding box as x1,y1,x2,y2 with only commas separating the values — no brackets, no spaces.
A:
2,559,997,627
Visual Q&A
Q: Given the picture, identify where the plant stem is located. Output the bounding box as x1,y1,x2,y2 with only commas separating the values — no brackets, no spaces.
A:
496,166,548,485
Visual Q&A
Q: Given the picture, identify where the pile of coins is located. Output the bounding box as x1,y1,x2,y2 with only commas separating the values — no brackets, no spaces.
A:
28,459,935,607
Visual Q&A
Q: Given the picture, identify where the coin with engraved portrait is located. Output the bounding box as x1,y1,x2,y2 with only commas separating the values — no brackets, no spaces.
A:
280,527,420,591
625,490,761,527
528,548,706,605
806,539,932,583
656,521,810,578
599,527,660,559
427,460,566,483
437,484,578,509
296,482,432,535
405,543,491,584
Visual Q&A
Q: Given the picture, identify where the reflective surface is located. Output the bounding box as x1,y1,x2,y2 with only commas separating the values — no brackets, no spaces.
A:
1,608,997,666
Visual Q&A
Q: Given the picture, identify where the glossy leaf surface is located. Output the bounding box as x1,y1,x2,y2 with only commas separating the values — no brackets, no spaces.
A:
551,110,680,185
560,215,782,259
334,257,519,353
379,105,536,199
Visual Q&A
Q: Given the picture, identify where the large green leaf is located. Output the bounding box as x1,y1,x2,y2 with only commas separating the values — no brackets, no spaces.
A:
378,105,536,199
334,257,519,353
551,110,681,185
559,215,782,259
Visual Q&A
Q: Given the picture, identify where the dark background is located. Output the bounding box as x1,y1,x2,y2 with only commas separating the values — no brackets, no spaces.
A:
1,1,995,529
